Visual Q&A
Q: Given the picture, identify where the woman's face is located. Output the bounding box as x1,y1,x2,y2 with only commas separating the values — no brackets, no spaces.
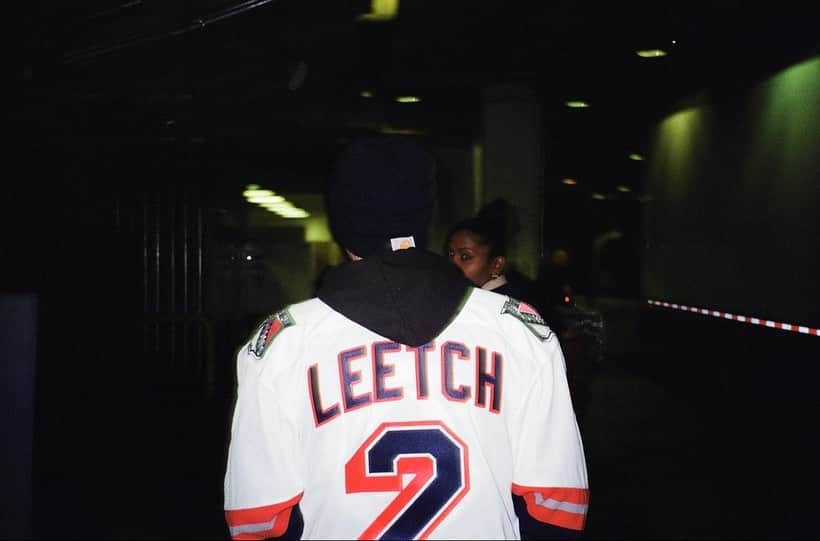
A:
447,229,503,287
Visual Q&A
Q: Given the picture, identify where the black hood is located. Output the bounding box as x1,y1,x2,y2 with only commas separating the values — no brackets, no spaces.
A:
316,249,472,347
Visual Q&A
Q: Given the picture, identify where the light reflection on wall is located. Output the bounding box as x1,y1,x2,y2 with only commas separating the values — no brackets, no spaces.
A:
304,215,331,243
649,107,710,201
748,56,820,193
642,55,820,324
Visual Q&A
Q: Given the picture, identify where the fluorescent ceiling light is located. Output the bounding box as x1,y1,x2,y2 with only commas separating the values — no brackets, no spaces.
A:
248,195,285,204
629,153,645,161
616,185,631,193
396,96,420,103
565,100,589,108
242,186,310,218
275,209,310,219
562,178,577,185
360,90,373,98
262,201,294,210
592,193,606,200
243,189,275,198
636,49,667,58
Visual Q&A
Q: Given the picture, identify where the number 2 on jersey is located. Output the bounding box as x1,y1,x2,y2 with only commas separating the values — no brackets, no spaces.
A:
345,421,470,540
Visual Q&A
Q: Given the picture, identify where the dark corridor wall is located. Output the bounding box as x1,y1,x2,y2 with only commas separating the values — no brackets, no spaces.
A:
642,55,820,326
1,135,260,537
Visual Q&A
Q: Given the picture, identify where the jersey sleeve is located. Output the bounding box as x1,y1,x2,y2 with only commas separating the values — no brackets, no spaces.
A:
224,316,305,540
509,336,589,531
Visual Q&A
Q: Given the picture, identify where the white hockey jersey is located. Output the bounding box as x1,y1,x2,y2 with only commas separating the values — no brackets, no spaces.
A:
224,287,588,540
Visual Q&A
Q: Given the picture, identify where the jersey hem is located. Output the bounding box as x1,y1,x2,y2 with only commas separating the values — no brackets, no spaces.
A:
511,484,588,531
225,492,303,540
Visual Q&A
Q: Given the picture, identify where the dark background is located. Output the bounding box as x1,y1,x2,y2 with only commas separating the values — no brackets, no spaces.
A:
4,1,819,539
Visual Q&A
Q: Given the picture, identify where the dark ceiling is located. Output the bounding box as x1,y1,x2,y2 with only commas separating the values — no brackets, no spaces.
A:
12,0,819,196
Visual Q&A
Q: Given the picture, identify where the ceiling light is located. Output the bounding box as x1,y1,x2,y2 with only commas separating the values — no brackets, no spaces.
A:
357,0,399,21
592,193,606,200
562,178,577,185
360,90,373,98
565,100,589,108
396,96,420,103
262,201,294,210
248,195,285,204
243,189,275,198
275,209,310,219
245,184,260,190
629,153,645,161
636,49,668,58
616,185,631,193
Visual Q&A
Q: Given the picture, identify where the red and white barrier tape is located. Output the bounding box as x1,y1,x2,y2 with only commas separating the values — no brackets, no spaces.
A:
647,299,820,337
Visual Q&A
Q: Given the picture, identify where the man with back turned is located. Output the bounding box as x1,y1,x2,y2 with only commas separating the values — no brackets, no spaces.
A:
224,136,589,540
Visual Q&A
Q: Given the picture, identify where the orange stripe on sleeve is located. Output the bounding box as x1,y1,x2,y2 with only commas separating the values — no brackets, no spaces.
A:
225,493,303,540
512,484,589,531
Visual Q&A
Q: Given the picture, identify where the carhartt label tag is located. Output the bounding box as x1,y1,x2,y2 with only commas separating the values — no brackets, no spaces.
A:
390,236,416,251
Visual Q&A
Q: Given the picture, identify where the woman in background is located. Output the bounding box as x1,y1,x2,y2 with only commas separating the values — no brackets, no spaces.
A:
447,200,598,422
445,199,543,312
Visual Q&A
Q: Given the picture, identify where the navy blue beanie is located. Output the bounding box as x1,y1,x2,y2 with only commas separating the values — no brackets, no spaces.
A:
326,136,436,257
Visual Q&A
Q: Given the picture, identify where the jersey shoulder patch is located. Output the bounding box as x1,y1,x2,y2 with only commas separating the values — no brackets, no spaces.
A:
248,308,295,358
500,297,553,341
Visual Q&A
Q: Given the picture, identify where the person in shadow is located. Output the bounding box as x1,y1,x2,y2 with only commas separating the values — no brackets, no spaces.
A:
445,198,545,315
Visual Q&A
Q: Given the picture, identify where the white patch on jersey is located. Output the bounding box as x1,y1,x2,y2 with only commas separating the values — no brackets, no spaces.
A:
248,308,295,358
500,297,553,342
